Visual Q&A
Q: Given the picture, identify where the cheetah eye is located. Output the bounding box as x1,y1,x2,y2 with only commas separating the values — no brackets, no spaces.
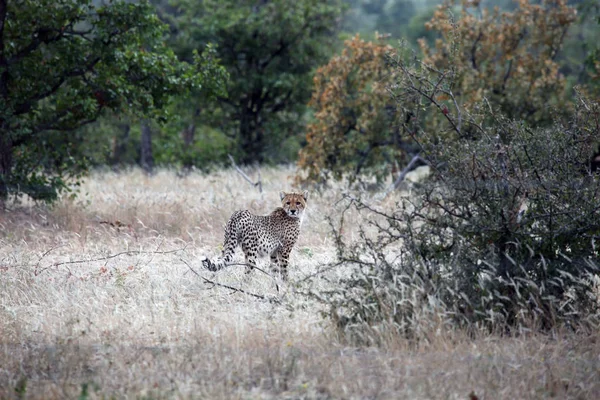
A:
286,201,290,205
296,202,300,206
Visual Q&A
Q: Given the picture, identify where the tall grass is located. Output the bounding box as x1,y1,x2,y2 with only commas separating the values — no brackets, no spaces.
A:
1,167,599,399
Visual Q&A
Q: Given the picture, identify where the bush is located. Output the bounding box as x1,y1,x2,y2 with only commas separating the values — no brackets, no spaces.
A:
297,35,406,185
297,0,579,188
418,0,576,126
312,59,600,343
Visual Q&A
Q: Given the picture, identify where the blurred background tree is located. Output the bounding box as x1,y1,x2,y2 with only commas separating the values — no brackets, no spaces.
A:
0,0,226,203
297,35,407,185
419,0,576,127
164,0,345,165
297,0,599,184
3,0,599,203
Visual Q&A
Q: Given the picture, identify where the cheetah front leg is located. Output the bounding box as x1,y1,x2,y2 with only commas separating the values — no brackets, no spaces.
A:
277,247,293,280
270,250,281,273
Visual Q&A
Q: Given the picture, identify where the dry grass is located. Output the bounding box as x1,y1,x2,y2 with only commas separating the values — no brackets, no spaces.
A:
1,167,599,399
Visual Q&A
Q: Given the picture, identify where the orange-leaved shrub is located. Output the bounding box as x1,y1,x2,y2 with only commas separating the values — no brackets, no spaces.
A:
419,0,576,128
297,35,405,185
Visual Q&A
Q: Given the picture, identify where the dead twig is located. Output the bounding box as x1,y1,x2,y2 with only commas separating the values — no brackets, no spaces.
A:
386,155,428,193
182,258,279,303
228,154,263,193
35,245,188,276
216,262,280,293
294,261,346,284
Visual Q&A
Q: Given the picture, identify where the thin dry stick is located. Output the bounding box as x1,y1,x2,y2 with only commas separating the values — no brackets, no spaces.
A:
36,245,66,265
294,261,346,284
390,155,428,192
228,154,263,193
217,262,280,293
35,245,188,275
182,258,279,303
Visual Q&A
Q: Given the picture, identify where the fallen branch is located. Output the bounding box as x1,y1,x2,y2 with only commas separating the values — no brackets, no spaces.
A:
212,261,280,293
35,245,188,276
182,259,279,303
228,154,263,193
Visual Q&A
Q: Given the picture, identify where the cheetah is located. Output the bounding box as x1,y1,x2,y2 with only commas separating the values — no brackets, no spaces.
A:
202,191,309,279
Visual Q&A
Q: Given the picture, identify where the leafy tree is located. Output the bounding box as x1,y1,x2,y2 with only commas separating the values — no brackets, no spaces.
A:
298,0,581,186
576,0,600,95
170,0,344,165
0,0,226,204
419,0,577,127
297,35,406,184
376,0,417,39
405,7,438,46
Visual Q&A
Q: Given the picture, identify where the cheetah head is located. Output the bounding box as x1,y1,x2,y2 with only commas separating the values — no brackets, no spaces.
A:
280,191,309,219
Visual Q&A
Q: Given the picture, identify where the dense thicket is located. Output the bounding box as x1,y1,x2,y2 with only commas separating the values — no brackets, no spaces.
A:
300,0,600,340
314,56,600,342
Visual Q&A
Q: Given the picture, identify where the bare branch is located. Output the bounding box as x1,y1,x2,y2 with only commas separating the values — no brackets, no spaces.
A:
182,258,279,303
470,31,482,70
228,154,262,193
390,155,428,191
35,245,188,276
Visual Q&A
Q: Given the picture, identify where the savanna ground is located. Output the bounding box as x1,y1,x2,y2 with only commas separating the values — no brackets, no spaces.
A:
1,167,599,399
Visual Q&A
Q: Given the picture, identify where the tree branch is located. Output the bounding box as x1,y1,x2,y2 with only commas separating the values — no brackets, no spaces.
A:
183,258,278,302
470,31,482,70
228,154,262,193
8,26,70,66
14,56,101,116
391,155,428,191
35,245,188,276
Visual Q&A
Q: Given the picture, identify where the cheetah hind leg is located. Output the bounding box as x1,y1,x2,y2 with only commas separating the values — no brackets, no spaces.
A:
241,242,257,275
204,226,238,272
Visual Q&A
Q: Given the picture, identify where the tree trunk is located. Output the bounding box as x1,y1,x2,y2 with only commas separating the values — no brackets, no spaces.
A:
0,130,12,207
111,122,130,166
239,110,264,165
181,108,200,148
181,122,196,147
140,120,154,174
181,122,196,172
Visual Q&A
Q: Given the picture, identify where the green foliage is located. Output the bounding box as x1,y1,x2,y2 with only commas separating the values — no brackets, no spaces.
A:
153,124,230,170
405,7,437,46
0,0,226,203
576,0,600,95
376,0,417,39
169,0,344,165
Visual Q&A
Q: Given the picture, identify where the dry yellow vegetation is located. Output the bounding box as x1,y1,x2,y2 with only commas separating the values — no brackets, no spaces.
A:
1,167,599,399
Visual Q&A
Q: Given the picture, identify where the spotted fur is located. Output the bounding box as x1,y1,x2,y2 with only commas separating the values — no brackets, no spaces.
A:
202,191,309,279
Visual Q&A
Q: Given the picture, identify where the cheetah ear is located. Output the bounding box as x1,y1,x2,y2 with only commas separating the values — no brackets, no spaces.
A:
279,191,286,201
302,190,309,201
